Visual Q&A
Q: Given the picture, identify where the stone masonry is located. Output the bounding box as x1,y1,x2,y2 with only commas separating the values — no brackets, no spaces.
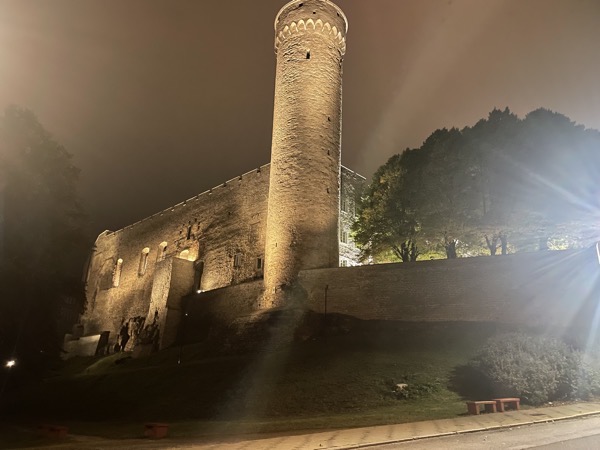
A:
75,0,360,355
264,0,349,306
81,164,363,353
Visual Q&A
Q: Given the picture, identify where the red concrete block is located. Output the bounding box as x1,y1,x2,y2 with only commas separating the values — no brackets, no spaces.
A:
144,423,169,439
493,397,521,412
466,400,497,415
38,424,69,439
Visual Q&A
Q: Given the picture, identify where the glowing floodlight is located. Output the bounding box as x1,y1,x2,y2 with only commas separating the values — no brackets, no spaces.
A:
5,359,16,368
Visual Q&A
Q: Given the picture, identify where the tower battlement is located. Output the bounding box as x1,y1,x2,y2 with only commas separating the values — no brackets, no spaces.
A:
275,0,347,55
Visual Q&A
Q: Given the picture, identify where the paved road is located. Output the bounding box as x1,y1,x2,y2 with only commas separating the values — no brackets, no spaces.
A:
16,403,600,450
372,415,600,449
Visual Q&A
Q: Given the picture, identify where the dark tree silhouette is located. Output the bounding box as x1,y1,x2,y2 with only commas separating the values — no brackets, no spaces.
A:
0,106,89,375
353,108,600,261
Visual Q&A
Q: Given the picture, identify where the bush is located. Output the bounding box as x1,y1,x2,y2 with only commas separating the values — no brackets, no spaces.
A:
575,351,600,400
472,333,580,405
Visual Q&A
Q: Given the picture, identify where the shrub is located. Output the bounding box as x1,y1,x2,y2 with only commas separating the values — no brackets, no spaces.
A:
575,351,600,400
472,333,580,405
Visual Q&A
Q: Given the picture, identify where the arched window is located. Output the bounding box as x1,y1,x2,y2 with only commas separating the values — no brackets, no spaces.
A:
157,242,168,262
138,248,150,275
112,258,123,287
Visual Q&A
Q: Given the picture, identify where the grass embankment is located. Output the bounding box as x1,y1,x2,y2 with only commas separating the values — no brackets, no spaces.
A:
2,319,515,444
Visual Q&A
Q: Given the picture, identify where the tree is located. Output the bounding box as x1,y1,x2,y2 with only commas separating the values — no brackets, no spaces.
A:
353,108,600,262
0,106,88,375
352,154,420,262
461,108,523,254
410,127,484,258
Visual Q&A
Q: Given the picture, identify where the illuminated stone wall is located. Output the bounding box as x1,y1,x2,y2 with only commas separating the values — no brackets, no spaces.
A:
82,164,362,345
299,248,599,329
264,0,348,306
79,0,362,349
83,165,271,339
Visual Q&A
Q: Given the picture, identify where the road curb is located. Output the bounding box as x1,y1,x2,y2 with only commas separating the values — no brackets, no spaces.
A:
335,409,600,450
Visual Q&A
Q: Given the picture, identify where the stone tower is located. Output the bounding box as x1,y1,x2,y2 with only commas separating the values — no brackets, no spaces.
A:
264,0,348,306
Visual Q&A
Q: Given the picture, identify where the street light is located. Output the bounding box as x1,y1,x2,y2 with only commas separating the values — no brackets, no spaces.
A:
5,359,16,368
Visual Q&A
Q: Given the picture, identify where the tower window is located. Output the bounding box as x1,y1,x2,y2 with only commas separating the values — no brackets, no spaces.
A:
341,198,348,212
257,257,263,270
306,51,311,60
186,225,192,240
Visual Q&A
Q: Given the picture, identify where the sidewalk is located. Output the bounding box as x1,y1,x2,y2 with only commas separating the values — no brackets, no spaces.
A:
182,402,600,449
21,402,600,450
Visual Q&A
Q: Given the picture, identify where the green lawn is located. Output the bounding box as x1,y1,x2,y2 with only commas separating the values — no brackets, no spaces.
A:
1,319,518,444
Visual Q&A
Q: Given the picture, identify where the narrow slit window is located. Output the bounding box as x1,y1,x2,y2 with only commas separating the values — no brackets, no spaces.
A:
138,248,150,275
113,258,123,287
157,242,168,262
306,50,311,59
233,253,242,268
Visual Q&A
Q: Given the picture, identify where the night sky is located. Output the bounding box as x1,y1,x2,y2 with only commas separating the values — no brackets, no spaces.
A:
1,0,599,233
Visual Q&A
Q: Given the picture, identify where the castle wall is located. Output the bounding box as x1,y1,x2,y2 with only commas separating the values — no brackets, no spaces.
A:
186,280,264,324
147,257,195,349
82,163,363,345
299,248,600,330
83,165,270,339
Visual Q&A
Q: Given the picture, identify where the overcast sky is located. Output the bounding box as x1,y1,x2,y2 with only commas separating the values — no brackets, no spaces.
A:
1,0,599,233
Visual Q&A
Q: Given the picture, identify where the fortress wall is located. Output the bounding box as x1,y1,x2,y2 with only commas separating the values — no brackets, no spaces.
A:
185,279,264,324
299,248,600,330
181,280,264,344
83,165,271,338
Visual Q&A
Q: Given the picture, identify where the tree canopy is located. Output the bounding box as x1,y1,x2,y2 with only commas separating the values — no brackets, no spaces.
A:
0,106,89,374
352,108,600,262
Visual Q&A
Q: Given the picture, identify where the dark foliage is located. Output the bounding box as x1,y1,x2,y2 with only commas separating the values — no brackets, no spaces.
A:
469,332,600,405
0,106,89,378
353,108,600,261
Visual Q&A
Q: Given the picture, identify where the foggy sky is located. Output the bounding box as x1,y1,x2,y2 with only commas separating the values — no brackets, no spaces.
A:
1,0,599,233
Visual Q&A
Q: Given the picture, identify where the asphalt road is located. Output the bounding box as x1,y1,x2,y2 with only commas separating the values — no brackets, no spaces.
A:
373,415,600,449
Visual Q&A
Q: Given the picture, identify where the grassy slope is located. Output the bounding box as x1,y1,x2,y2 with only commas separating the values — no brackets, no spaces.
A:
2,320,517,442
